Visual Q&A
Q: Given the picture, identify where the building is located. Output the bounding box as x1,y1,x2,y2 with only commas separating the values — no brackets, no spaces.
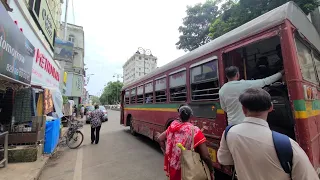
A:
59,23,85,106
123,48,157,85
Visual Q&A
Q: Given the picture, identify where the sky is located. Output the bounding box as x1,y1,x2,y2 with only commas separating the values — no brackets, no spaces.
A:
61,0,206,96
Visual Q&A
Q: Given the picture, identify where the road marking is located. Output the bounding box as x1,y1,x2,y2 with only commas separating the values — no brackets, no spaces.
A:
73,144,83,180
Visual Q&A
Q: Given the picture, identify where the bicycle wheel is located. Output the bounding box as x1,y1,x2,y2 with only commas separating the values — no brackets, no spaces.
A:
66,130,84,149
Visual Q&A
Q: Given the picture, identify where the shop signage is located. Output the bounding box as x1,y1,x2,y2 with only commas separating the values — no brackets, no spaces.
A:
32,48,60,88
0,3,34,84
71,74,83,97
29,0,56,48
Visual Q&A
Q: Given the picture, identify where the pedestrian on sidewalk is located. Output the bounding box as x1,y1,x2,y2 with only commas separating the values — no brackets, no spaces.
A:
80,105,85,118
217,88,318,180
156,105,214,180
89,105,104,144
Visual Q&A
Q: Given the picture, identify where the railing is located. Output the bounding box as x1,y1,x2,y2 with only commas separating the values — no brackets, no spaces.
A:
0,131,8,168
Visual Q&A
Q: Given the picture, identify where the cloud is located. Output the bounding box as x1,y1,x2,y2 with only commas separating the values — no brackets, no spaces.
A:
61,0,205,96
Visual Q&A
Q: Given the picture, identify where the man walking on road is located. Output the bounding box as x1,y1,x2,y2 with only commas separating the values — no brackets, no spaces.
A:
89,105,104,144
218,88,318,180
80,105,85,118
219,66,283,125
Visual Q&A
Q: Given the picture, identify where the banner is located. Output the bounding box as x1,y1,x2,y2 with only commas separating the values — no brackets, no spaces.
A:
54,38,74,63
29,0,56,48
0,3,34,84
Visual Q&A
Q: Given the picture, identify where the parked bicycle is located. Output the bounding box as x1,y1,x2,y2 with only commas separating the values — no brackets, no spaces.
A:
59,118,84,149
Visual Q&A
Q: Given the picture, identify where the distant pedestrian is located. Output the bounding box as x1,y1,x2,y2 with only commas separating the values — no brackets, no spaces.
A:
156,105,214,180
80,105,85,118
218,88,318,180
89,105,104,144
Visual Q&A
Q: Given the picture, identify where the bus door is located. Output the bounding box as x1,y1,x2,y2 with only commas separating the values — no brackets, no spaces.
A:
120,91,125,125
222,35,295,139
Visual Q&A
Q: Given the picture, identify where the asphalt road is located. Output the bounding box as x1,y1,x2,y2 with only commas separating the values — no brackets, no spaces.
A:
40,110,166,180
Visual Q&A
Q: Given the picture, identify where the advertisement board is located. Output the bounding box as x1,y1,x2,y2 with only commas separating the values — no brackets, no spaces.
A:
0,3,34,84
7,0,61,88
29,0,56,48
54,38,74,63
71,74,83,97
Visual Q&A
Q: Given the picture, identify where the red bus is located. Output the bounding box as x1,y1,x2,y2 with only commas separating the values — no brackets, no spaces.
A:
121,2,320,178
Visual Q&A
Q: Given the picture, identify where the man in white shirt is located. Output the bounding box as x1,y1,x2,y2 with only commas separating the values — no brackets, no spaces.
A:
219,66,283,125
218,88,318,180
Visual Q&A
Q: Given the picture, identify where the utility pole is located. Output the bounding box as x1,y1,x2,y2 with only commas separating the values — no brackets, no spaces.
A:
64,0,69,41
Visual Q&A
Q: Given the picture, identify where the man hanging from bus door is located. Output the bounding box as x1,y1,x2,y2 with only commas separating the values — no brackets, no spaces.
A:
219,66,284,125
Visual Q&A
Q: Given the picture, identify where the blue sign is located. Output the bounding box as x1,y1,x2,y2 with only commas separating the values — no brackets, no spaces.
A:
54,38,74,63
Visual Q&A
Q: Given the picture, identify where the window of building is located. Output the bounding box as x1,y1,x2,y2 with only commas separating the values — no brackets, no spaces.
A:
295,38,319,84
137,85,144,104
191,60,219,101
125,90,130,104
144,82,153,103
68,35,75,43
169,70,187,102
155,77,167,103
130,88,136,104
139,56,142,60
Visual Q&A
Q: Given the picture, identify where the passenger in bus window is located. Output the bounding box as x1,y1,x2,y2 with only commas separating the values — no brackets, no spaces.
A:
219,66,284,125
156,105,214,180
146,94,152,103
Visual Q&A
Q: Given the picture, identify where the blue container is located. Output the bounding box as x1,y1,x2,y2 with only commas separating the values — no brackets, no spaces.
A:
44,118,61,154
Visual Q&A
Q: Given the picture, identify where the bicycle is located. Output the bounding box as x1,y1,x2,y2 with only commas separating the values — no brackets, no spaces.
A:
59,118,84,149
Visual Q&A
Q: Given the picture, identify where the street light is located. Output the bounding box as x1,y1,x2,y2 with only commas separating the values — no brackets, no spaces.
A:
113,73,123,104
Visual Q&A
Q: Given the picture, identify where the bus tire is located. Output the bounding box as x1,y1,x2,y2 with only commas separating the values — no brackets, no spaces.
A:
130,117,137,136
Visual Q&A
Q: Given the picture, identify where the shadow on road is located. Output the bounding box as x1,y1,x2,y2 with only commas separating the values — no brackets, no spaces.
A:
123,129,163,155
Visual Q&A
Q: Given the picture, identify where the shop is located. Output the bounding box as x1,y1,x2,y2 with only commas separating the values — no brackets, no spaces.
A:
0,0,63,163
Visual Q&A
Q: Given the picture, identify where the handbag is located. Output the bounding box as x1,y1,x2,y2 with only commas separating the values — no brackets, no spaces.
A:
181,126,211,180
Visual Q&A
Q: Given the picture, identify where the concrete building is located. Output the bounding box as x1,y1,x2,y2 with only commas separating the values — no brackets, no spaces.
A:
123,48,157,85
59,23,85,106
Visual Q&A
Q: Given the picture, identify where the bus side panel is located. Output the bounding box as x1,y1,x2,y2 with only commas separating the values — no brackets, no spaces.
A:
282,20,320,171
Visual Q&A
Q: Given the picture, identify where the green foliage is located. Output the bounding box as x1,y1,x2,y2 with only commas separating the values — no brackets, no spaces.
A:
62,96,68,104
99,81,123,105
176,0,220,51
209,0,320,40
91,96,101,105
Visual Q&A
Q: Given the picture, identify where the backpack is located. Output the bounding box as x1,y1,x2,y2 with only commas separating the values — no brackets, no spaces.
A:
224,125,293,178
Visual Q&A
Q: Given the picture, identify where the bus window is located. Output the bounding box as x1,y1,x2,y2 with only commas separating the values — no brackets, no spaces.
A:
155,77,167,103
191,60,219,101
137,85,144,104
169,70,187,102
125,91,130,104
144,82,153,103
130,88,136,104
295,38,319,84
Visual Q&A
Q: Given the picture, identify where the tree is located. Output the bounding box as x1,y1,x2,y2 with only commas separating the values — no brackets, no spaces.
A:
209,0,320,40
91,96,101,105
99,81,123,105
176,0,220,51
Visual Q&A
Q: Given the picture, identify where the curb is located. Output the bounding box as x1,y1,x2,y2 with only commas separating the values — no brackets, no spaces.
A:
34,155,50,180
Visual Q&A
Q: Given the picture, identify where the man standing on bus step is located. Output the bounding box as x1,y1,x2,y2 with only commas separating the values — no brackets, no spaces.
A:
219,66,284,125
218,88,318,180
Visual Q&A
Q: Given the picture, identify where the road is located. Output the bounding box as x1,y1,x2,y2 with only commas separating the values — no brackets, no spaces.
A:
40,110,166,180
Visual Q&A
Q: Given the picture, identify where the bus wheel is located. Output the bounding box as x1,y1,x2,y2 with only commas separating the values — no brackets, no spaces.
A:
130,118,137,136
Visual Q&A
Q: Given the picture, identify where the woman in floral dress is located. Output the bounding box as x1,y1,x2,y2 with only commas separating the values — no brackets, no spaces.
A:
156,105,214,180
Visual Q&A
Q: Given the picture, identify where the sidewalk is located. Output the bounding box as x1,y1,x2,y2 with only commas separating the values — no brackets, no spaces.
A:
0,155,50,180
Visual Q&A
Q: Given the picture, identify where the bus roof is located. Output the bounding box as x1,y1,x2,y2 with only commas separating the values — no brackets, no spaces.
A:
123,1,320,90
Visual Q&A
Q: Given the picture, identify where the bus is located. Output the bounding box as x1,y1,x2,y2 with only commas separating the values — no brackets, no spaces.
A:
120,2,320,178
